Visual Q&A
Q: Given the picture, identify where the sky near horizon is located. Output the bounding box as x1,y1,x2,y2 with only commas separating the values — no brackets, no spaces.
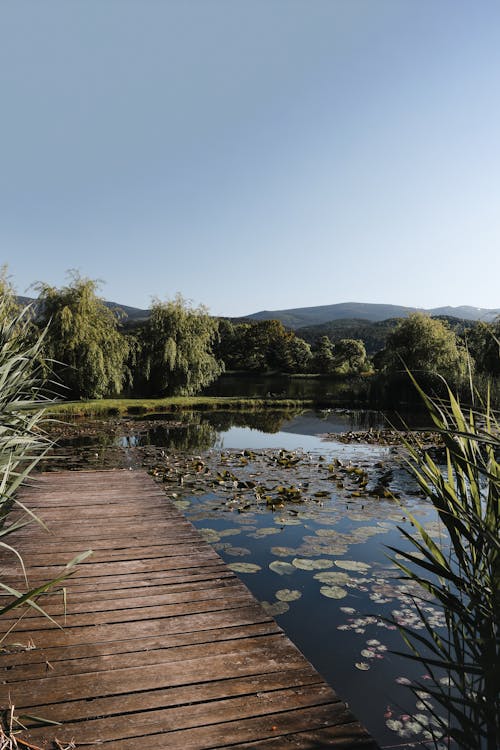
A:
1,0,499,317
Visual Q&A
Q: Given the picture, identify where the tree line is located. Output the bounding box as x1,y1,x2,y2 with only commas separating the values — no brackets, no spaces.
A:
1,271,498,401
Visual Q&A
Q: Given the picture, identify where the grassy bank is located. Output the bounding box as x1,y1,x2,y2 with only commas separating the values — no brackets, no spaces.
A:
49,395,316,416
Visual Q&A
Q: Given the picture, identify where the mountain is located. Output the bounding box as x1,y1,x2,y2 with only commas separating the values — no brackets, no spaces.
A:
242,302,500,328
297,316,476,354
16,296,150,323
15,296,499,329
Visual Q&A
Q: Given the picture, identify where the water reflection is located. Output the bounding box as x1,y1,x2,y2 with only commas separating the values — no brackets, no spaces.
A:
41,408,445,747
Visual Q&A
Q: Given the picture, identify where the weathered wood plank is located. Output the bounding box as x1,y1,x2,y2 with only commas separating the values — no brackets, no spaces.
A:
0,469,378,749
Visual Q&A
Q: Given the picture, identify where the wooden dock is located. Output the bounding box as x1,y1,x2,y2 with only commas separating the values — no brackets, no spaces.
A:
0,470,378,749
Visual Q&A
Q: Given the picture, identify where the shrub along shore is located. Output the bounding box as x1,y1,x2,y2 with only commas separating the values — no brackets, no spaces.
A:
48,395,316,416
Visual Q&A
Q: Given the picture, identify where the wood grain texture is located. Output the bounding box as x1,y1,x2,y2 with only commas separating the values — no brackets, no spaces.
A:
0,469,379,749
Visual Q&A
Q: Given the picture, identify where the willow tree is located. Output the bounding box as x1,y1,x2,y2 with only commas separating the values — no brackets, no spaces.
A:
35,273,129,399
0,266,21,322
380,313,469,383
138,295,223,396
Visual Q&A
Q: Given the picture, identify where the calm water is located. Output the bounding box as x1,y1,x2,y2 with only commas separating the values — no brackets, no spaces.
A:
49,409,447,749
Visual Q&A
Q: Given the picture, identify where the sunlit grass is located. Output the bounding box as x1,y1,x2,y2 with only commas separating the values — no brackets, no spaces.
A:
48,395,315,416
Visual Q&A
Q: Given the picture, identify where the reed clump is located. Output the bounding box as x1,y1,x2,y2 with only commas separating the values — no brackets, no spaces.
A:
0,299,89,625
390,376,499,750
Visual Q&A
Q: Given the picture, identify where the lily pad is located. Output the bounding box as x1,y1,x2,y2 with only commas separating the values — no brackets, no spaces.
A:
355,662,370,671
335,560,371,573
320,585,348,599
224,546,251,557
199,528,221,543
228,562,261,573
270,546,296,557
261,600,290,616
274,517,302,526
251,527,282,538
218,528,242,537
314,571,350,585
292,557,334,571
275,588,302,602
269,561,296,576
173,499,190,509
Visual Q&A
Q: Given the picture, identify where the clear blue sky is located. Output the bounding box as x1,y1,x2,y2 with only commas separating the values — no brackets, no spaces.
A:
1,0,499,316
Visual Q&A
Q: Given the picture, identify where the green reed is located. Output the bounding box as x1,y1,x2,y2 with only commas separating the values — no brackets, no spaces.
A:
389,375,499,749
0,299,90,626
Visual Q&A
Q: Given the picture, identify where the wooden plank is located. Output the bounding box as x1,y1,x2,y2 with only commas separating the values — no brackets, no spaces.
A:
27,684,340,744
3,633,291,683
0,469,378,749
13,668,324,724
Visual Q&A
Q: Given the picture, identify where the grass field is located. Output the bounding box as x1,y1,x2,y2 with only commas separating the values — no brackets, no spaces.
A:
48,395,315,416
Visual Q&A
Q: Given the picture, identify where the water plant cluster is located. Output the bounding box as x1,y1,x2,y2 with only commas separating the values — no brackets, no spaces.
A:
144,383,499,750
0,298,88,634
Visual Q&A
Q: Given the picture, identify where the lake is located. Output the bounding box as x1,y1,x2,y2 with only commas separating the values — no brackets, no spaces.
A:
46,408,449,749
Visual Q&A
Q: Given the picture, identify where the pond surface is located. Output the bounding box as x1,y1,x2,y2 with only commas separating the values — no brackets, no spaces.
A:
45,409,449,749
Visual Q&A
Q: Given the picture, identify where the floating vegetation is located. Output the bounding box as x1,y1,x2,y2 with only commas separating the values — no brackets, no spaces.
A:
227,562,261,573
261,600,290,616
54,422,450,749
313,571,351,585
269,561,296,576
334,560,371,572
319,585,348,599
292,557,334,571
275,588,302,602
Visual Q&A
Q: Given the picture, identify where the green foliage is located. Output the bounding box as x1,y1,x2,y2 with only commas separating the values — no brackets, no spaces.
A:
217,318,311,373
0,297,90,622
312,335,336,374
380,313,469,384
0,304,50,527
389,377,499,749
467,320,500,377
333,338,368,373
137,295,223,396
35,272,129,399
0,266,21,323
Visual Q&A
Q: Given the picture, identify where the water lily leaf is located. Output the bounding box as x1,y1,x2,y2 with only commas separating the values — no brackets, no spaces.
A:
224,546,251,557
261,600,290,616
218,528,242,537
292,557,333,571
269,561,296,576
275,588,302,602
270,546,296,557
274,517,302,526
228,562,261,573
355,662,370,670
313,571,350,585
199,528,221,543
335,560,371,572
251,527,282,538
173,500,190,509
320,585,348,599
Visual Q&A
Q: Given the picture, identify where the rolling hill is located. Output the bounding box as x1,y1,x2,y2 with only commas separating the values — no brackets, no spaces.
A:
242,302,500,328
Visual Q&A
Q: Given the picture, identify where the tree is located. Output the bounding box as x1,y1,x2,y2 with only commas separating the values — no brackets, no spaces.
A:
0,266,21,323
35,273,129,399
333,339,368,373
312,336,336,374
379,313,469,383
467,320,500,377
137,295,223,396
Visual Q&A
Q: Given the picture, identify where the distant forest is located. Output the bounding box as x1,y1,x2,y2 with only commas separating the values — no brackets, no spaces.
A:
6,273,499,402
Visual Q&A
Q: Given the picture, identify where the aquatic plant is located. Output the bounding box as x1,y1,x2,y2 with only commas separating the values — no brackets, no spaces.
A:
389,377,499,749
0,298,89,624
